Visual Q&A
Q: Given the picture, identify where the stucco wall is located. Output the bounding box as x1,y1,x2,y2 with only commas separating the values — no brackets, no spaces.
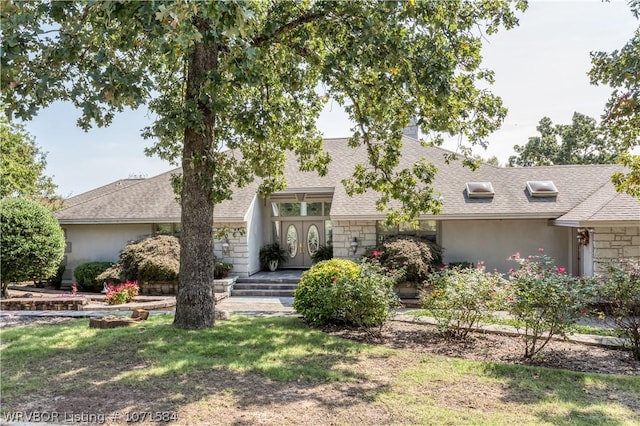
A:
332,220,377,259
593,226,640,275
440,219,572,274
62,224,152,282
246,196,265,275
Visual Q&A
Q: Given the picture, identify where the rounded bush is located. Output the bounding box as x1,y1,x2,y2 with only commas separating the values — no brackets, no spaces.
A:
0,197,65,297
98,235,180,284
293,259,360,325
74,262,113,292
373,236,442,283
294,258,401,328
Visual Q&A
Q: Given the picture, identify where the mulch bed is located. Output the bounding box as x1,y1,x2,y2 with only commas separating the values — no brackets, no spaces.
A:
324,320,640,376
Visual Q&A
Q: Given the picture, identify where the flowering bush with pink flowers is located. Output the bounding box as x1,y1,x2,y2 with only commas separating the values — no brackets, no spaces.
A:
505,248,596,358
422,263,506,339
105,280,139,305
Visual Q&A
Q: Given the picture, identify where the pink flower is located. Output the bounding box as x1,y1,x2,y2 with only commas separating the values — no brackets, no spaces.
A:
371,250,382,258
509,268,515,273
556,267,566,274
538,247,544,253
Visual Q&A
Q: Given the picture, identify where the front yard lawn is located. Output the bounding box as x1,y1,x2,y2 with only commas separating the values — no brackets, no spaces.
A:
1,315,638,425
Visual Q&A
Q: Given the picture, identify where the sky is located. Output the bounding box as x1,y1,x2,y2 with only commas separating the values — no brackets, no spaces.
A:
21,1,639,197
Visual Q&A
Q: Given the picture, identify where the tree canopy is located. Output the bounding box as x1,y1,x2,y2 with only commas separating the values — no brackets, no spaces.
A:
508,112,619,167
589,2,640,197
2,0,526,328
0,115,58,201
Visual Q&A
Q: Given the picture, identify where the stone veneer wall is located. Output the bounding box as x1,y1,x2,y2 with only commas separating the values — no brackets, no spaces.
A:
0,297,88,311
593,226,640,274
332,220,377,259
213,222,250,277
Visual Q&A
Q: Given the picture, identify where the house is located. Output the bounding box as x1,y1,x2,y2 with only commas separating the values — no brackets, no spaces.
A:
55,136,640,283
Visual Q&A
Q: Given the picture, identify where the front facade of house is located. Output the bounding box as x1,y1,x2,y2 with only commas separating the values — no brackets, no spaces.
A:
55,137,640,283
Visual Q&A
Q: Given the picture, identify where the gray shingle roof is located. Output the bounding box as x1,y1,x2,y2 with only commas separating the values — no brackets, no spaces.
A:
55,136,636,224
554,182,640,226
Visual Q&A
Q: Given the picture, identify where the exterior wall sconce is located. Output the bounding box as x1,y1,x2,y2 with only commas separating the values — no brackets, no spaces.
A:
221,237,231,255
576,229,590,246
350,237,359,255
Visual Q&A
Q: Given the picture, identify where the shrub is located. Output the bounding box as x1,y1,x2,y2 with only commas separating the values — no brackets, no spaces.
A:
49,264,65,290
74,261,113,292
96,264,123,284
259,242,288,270
335,259,403,328
505,249,596,359
105,280,139,305
0,198,65,297
371,236,442,283
293,259,361,326
422,265,505,339
214,261,233,279
97,235,180,284
596,261,640,360
446,261,475,270
293,258,402,328
311,244,333,264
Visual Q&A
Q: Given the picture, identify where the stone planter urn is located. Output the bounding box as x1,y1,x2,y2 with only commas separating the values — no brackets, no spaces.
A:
268,260,279,272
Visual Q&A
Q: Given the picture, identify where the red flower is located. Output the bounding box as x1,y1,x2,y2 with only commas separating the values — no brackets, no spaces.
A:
556,267,566,274
371,250,382,258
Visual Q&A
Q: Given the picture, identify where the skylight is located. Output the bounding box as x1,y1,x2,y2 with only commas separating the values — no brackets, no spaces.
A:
466,182,495,198
526,181,558,197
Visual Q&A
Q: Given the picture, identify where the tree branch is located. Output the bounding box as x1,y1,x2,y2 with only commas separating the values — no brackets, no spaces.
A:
251,10,330,48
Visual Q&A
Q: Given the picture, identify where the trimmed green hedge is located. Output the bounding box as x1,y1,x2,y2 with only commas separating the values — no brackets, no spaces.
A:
74,262,113,292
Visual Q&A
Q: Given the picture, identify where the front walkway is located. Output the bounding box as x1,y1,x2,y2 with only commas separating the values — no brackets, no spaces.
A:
216,296,294,316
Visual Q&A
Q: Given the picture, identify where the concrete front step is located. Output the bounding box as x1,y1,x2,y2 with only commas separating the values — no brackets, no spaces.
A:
236,277,300,284
233,282,298,291
232,273,301,297
231,289,296,297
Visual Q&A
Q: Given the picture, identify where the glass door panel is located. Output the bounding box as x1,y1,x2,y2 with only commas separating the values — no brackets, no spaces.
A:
307,225,319,257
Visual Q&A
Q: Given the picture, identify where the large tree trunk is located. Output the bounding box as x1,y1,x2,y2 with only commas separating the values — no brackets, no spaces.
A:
173,35,217,329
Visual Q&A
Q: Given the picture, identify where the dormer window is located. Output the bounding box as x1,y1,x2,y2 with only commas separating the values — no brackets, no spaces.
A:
466,182,495,198
526,181,558,197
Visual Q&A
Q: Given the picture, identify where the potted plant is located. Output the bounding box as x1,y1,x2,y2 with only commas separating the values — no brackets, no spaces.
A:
311,244,333,264
214,262,234,279
259,242,288,271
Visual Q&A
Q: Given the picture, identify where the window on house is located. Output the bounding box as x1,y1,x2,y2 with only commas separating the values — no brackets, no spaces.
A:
271,202,330,217
325,220,333,244
377,220,437,242
153,223,181,237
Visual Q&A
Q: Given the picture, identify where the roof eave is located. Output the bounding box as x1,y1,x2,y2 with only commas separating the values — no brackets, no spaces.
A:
554,219,640,228
330,212,564,221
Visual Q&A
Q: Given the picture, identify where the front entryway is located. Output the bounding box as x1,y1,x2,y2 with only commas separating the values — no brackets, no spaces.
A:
281,220,323,268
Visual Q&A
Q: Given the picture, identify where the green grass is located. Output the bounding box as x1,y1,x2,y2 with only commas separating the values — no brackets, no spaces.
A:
407,309,621,338
1,314,638,425
1,315,382,394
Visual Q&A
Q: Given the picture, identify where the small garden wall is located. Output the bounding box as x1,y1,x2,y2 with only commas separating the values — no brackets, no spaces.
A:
139,277,236,296
1,297,88,311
